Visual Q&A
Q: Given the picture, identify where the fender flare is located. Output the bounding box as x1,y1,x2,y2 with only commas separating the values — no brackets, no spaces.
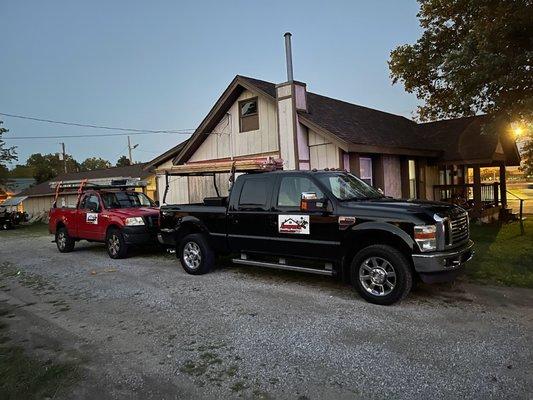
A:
348,221,415,250
176,216,210,238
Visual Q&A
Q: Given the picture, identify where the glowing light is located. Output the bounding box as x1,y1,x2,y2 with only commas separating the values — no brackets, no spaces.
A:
513,126,524,138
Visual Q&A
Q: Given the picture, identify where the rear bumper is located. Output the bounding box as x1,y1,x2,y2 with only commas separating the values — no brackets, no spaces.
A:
122,226,158,245
412,240,474,283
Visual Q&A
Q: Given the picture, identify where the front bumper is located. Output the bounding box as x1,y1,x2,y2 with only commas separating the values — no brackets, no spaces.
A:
122,226,158,245
412,240,474,283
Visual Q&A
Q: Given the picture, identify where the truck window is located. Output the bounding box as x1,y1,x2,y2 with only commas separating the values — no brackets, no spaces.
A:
81,194,100,211
101,192,153,209
238,178,269,208
277,176,324,207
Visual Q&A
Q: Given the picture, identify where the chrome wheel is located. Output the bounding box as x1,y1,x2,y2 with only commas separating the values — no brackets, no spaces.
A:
183,242,201,270
57,231,67,250
108,234,120,256
359,256,396,297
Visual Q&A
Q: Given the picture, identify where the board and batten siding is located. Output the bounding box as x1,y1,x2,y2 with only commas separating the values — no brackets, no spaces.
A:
189,90,279,162
22,194,79,216
308,129,340,170
382,155,402,198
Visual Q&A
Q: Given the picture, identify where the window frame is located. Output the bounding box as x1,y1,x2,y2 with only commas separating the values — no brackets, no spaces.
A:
238,97,259,133
359,157,373,186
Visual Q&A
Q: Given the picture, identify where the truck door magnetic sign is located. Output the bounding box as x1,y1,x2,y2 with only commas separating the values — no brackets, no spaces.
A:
278,215,310,235
86,213,99,225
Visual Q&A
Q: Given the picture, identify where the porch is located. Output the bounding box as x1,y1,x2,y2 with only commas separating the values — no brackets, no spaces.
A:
433,163,525,223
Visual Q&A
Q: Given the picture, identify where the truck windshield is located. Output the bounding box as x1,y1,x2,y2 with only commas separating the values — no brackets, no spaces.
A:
101,192,154,209
316,173,383,201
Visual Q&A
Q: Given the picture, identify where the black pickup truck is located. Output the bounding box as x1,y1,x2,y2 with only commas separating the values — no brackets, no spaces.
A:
159,170,474,305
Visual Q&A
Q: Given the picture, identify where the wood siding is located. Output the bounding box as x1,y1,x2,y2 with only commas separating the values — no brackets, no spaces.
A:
308,129,340,169
382,155,402,198
189,90,278,162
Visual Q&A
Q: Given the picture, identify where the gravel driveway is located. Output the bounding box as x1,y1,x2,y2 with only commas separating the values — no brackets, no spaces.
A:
1,226,532,399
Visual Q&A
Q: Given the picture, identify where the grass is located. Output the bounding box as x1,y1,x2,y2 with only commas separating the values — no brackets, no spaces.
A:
0,223,49,238
0,304,79,400
465,220,533,288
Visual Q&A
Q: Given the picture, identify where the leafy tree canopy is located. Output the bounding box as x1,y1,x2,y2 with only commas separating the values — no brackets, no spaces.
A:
116,155,131,167
519,123,533,177
389,0,532,123
80,157,111,171
0,121,17,184
26,153,80,183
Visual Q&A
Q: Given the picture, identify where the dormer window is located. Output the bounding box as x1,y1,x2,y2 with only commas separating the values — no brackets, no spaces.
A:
239,97,259,132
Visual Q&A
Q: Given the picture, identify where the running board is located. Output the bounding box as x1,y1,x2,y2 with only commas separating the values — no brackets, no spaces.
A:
231,258,333,276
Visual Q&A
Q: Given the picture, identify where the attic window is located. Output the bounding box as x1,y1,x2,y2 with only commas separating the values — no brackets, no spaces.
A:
239,97,259,132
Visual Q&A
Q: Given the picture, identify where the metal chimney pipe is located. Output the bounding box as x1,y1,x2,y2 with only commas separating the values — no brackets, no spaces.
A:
284,32,294,82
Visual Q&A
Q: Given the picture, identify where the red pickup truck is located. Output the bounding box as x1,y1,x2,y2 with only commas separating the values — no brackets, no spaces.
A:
49,188,159,259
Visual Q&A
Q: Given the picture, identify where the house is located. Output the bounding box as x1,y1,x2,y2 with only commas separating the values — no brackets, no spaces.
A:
0,178,36,212
150,73,519,220
16,163,156,216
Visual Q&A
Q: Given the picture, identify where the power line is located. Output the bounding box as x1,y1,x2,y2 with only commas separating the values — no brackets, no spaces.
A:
2,131,193,140
0,112,194,134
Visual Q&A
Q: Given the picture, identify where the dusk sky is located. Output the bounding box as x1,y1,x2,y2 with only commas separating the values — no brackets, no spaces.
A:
1,0,422,167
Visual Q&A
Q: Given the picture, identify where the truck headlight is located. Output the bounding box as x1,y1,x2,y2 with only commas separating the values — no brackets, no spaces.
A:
125,217,145,226
414,224,437,252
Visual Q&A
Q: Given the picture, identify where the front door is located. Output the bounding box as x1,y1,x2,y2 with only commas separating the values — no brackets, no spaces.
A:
268,174,340,261
77,193,106,240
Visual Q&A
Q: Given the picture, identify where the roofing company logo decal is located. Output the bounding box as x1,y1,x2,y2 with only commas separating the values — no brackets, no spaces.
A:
86,213,98,225
278,215,310,235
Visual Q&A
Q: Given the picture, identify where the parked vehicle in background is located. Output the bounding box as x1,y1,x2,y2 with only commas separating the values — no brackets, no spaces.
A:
48,181,159,258
159,168,474,305
0,206,13,230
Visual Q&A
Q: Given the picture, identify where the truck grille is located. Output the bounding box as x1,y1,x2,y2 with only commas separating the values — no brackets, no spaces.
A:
449,211,469,245
145,215,159,228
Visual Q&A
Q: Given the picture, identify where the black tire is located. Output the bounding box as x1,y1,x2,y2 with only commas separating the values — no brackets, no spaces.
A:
178,233,214,275
106,228,128,259
56,227,75,253
351,244,413,305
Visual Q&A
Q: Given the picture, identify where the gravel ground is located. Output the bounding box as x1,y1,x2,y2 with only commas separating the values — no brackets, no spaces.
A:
0,225,532,399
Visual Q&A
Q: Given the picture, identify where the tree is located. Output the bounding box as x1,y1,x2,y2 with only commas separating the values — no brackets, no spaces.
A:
519,123,533,178
0,121,17,184
116,155,131,167
389,0,533,123
80,157,111,171
26,153,80,183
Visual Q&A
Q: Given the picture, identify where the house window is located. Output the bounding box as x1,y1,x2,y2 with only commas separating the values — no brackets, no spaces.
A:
408,159,417,199
359,157,373,186
239,98,259,132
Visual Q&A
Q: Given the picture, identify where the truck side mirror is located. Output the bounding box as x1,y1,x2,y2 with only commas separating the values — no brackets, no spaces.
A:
300,192,328,212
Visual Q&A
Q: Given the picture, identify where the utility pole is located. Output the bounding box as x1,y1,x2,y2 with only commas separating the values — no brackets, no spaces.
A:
127,136,138,164
60,142,67,173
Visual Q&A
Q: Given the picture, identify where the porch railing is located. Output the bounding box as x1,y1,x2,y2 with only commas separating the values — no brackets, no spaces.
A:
433,183,500,206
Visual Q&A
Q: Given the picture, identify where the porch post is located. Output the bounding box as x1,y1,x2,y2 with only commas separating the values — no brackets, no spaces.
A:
499,162,507,208
473,165,482,214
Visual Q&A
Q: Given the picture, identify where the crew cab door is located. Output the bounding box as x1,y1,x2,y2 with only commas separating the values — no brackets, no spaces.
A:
77,193,106,240
268,174,340,261
227,174,275,254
